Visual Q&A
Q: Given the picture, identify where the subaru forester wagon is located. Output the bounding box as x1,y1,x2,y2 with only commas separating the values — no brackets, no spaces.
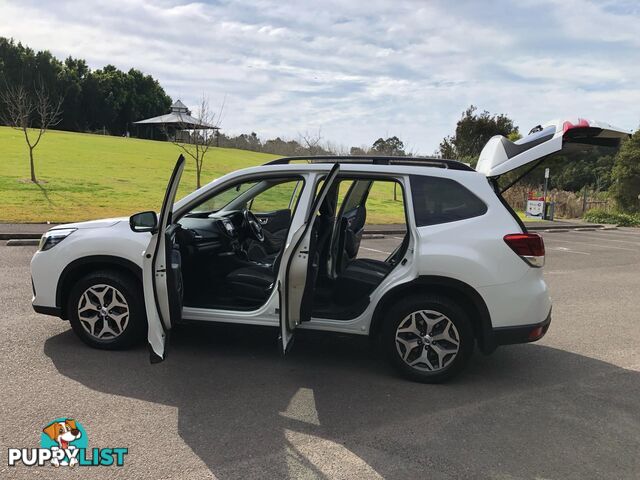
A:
31,118,629,382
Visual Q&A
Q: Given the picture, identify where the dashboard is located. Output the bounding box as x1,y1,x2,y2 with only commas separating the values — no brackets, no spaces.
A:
220,217,236,237
177,210,245,255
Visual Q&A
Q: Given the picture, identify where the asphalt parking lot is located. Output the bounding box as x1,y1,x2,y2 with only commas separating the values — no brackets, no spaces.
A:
1,229,639,479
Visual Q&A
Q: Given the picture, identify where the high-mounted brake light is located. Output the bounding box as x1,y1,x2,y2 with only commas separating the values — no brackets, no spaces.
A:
504,233,545,268
562,118,590,133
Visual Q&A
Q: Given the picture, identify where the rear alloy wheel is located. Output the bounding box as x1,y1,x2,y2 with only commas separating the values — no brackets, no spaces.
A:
384,295,474,383
68,271,146,350
395,310,460,372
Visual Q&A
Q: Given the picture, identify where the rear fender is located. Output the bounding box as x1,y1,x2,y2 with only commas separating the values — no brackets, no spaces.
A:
370,275,496,354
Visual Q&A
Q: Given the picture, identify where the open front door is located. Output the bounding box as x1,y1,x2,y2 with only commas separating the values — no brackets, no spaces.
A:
278,163,340,354
476,118,631,179
144,155,186,363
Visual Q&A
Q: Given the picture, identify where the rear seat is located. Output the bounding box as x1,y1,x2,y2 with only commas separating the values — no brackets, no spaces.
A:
333,258,393,304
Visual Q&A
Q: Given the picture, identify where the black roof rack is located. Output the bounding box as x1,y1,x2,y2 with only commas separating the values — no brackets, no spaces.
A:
263,155,475,171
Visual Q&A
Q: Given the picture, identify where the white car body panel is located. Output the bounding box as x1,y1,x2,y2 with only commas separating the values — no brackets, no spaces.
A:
31,221,150,308
31,157,556,348
144,156,186,360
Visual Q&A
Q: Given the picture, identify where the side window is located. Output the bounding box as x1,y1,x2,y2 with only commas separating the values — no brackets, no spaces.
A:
410,175,487,226
249,180,301,213
332,178,407,265
365,180,405,225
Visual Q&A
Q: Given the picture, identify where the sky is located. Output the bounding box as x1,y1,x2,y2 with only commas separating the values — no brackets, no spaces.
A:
0,0,639,153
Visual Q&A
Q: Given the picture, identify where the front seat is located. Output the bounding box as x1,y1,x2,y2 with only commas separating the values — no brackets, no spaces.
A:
225,263,277,305
225,185,339,306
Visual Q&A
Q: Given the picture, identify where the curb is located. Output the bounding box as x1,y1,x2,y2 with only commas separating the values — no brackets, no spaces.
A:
363,223,607,235
1,222,612,242
527,223,604,231
363,229,406,235
0,232,43,240
6,239,40,246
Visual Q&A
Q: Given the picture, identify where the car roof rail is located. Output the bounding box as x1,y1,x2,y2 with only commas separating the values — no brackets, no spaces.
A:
263,155,475,171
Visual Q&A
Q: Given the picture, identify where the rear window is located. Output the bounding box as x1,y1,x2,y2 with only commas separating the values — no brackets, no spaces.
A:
410,175,487,226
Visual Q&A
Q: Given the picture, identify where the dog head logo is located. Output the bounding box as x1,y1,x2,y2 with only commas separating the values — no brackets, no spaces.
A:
41,418,86,467
43,419,82,449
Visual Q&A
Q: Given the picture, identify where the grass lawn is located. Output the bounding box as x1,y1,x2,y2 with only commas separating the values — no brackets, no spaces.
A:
0,127,406,224
517,211,542,222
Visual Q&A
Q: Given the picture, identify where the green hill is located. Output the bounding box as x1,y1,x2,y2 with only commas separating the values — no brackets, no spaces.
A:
0,127,407,224
0,127,279,222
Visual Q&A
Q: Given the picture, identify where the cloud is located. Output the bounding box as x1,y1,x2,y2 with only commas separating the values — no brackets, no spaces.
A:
0,0,638,152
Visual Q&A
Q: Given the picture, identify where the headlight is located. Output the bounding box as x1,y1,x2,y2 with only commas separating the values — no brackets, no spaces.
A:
39,228,76,251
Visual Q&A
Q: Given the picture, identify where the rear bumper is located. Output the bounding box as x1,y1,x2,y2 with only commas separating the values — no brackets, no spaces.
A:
493,309,552,346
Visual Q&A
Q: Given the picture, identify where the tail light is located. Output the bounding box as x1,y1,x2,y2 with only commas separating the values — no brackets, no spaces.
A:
504,233,545,268
562,118,590,133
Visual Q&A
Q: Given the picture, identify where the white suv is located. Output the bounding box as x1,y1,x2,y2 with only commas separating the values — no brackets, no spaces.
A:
31,118,629,382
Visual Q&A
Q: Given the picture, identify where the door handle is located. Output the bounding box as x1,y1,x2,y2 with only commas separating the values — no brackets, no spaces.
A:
258,217,269,224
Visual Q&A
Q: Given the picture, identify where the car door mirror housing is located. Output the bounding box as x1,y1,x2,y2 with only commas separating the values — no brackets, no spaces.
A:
130,211,158,233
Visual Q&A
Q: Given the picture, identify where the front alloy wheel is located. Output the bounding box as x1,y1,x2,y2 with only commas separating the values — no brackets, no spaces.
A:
77,284,130,340
68,270,146,350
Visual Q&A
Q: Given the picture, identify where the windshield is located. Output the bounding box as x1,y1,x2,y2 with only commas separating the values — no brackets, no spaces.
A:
189,182,258,214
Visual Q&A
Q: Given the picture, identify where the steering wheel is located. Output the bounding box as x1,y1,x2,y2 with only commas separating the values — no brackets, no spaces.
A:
243,209,265,242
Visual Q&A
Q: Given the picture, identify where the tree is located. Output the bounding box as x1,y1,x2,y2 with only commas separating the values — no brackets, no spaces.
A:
300,129,327,156
0,37,172,137
439,105,519,166
0,82,62,182
371,136,405,156
611,130,640,213
165,95,224,190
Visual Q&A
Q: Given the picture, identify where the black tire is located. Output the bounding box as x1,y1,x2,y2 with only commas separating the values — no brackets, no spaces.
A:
67,270,146,350
382,294,474,383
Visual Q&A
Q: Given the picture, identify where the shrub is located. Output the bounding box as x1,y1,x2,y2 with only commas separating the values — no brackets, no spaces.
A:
583,208,640,227
611,130,640,213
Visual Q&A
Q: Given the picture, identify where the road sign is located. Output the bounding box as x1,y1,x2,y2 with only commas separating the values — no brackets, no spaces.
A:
526,200,544,218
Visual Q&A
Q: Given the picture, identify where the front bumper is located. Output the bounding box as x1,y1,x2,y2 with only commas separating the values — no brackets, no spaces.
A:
493,309,552,346
33,304,63,318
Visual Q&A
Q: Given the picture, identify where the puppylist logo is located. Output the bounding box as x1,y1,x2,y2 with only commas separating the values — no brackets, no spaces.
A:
7,418,128,467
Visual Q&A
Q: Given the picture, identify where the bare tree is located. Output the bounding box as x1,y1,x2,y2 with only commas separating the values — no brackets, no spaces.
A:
164,95,225,189
299,128,326,156
0,83,63,183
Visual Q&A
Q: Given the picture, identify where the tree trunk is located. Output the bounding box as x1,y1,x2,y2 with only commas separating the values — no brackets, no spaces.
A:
196,159,202,189
29,146,37,183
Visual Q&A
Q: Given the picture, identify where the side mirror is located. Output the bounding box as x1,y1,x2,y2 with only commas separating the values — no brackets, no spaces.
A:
129,211,158,233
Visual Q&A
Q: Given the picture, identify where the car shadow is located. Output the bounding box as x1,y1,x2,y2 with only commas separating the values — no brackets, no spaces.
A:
44,324,640,479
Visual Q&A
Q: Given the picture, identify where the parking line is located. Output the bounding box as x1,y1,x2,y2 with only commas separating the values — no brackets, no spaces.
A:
544,237,638,252
360,247,392,254
548,246,590,255
564,231,640,246
590,229,640,237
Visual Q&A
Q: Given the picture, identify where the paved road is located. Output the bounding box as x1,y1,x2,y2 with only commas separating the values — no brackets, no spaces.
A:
1,229,639,479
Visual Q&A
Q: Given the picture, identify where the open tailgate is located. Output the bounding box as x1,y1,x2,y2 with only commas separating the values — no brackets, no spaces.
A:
476,118,631,178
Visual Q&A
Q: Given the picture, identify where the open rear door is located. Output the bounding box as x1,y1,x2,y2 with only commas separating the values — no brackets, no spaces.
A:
144,155,186,363
278,163,340,354
476,118,631,179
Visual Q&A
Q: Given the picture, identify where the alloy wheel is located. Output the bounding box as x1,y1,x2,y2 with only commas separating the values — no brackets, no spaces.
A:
395,309,460,372
77,284,130,340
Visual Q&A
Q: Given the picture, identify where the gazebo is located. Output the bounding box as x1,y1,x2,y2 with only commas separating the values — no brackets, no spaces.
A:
133,100,219,143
